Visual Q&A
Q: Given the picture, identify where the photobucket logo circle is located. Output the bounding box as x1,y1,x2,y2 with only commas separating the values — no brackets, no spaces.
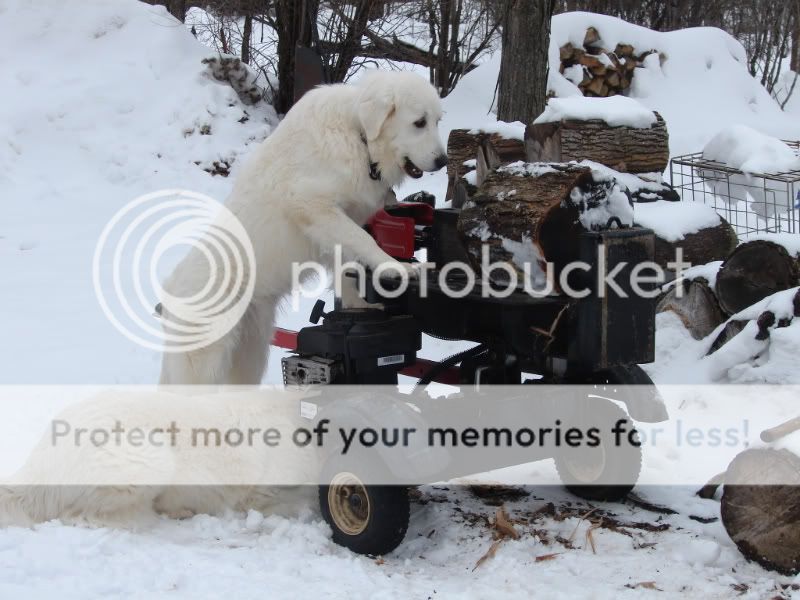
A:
92,189,256,353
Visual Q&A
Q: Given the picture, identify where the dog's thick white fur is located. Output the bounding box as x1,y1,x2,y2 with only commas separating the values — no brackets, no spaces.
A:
0,389,318,527
0,72,445,529
160,70,446,385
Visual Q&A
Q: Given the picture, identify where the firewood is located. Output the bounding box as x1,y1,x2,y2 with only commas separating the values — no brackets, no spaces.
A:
715,240,800,315
721,448,800,574
584,77,605,96
583,26,600,47
525,112,669,174
615,43,635,58
559,43,575,62
657,279,725,340
445,130,524,202
651,218,738,271
457,163,630,285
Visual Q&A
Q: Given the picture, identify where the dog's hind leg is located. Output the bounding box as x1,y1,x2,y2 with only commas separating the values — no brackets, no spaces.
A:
159,335,238,385
227,298,277,385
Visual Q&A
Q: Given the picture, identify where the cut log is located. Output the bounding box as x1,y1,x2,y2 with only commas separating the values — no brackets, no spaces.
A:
525,112,669,174
445,129,480,202
446,129,525,201
583,26,600,47
615,43,635,58
650,218,738,272
721,448,800,575
657,279,725,340
457,163,629,285
715,240,800,315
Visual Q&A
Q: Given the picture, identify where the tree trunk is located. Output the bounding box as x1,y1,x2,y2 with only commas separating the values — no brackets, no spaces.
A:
650,218,738,272
657,279,725,340
525,112,670,174
143,0,187,22
241,12,253,65
715,240,800,315
274,0,319,114
721,448,800,575
497,0,554,124
792,0,800,73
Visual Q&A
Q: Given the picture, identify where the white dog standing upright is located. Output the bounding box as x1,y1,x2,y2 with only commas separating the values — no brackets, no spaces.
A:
159,70,447,385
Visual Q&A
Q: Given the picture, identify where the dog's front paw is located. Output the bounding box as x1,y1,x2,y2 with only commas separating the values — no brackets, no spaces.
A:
380,260,419,279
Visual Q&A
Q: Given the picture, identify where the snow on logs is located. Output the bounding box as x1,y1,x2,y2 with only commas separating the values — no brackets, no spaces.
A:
526,97,669,175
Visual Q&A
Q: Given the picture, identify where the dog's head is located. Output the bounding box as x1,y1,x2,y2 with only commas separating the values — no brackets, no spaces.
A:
356,71,447,180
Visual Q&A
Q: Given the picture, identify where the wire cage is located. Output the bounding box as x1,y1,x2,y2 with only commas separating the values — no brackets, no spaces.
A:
669,142,800,238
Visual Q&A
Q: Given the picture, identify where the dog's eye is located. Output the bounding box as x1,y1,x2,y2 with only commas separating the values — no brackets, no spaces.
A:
414,117,426,129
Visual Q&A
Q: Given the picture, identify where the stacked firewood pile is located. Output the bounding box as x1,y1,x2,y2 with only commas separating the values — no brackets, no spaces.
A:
657,240,800,343
558,27,663,98
445,108,735,282
662,241,800,575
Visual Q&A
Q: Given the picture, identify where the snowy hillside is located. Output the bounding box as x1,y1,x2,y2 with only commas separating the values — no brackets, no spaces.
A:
1,0,800,597
0,0,277,383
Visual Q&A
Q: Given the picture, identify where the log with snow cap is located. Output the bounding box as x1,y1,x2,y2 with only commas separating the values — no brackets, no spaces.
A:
456,161,633,289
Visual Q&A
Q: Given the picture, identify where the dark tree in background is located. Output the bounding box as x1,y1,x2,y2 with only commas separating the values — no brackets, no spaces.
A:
273,0,319,113
143,0,188,22
497,0,555,124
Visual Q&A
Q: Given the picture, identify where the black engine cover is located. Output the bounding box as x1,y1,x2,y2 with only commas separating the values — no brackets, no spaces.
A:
295,309,421,384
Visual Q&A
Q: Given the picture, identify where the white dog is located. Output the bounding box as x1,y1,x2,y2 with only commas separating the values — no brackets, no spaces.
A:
159,70,446,385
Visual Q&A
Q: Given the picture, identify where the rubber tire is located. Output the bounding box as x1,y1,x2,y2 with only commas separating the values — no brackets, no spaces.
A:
554,398,642,502
319,466,410,556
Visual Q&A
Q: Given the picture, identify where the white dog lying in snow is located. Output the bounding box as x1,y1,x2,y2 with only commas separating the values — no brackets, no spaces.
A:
159,70,447,385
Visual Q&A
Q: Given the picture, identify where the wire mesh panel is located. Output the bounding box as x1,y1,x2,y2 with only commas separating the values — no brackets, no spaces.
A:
670,142,800,238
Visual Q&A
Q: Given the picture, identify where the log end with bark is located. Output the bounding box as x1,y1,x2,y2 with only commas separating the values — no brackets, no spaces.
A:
721,448,800,575
657,279,725,340
715,240,800,316
456,163,631,285
446,129,525,202
525,111,669,175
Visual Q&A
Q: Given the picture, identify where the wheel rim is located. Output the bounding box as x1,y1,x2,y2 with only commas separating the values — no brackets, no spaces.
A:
328,472,371,535
561,441,607,483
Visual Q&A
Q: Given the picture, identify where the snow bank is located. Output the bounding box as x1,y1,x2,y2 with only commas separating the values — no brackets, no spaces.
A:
633,201,721,242
0,0,278,383
702,125,800,174
534,96,656,128
704,287,800,382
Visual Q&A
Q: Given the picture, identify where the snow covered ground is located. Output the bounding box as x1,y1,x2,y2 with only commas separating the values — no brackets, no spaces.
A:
2,0,800,597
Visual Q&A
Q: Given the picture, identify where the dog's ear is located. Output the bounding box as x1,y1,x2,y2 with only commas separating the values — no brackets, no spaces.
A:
357,86,395,141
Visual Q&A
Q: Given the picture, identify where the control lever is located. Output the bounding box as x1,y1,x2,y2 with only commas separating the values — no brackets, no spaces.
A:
309,299,327,324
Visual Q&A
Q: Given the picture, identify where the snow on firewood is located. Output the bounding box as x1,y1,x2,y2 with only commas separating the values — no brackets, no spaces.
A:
534,96,657,128
633,201,722,242
570,177,633,231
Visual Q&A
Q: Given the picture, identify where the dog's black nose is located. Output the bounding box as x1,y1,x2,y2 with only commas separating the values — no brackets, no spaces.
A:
434,154,448,170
